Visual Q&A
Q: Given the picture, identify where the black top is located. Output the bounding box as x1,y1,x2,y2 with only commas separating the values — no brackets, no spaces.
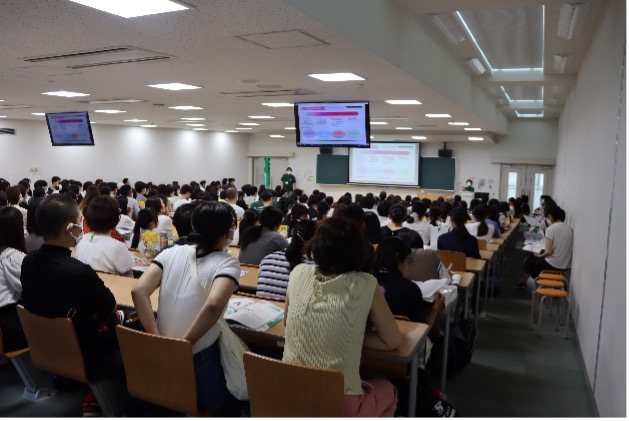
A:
437,227,481,259
21,244,117,379
372,270,428,324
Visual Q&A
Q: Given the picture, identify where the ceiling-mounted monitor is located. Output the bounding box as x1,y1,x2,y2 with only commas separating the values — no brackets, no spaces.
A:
295,101,370,148
46,111,95,146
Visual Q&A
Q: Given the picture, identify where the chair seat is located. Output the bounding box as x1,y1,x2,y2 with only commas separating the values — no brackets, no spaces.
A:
536,288,568,298
2,347,30,359
536,279,564,288
539,273,565,281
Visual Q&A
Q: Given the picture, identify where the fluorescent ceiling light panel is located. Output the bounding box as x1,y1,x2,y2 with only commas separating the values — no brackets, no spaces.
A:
468,137,484,141
31,113,46,116
235,127,252,130
285,127,296,130
0,116,7,118
308,73,365,82
370,136,375,139
429,13,465,44
239,122,260,126
412,136,427,140
67,0,189,18
448,122,469,126
193,128,208,131
385,100,422,105
464,127,482,131
148,83,202,91
270,135,285,138
395,127,413,130
557,3,582,39
370,122,388,125
248,116,274,119
425,114,451,118
89,99,143,104
455,11,494,71
95,109,126,113
225,130,238,133
140,124,157,127
0,100,4,102
465,58,486,75
186,123,206,127
181,117,205,121
261,102,293,107
515,111,544,118
124,119,147,122
169,105,203,110
42,91,90,97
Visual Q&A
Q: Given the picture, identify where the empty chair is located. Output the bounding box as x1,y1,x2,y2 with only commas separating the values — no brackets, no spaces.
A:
435,250,467,272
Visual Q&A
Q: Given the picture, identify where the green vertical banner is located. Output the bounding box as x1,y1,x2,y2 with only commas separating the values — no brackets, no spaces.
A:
264,157,271,189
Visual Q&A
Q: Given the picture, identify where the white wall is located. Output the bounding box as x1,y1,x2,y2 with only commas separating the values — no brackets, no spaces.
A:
0,119,249,186
554,0,625,416
248,118,557,200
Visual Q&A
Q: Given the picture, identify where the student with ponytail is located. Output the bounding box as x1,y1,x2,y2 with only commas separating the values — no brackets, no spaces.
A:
437,207,481,258
239,206,288,265
131,208,158,252
466,205,495,241
381,203,407,238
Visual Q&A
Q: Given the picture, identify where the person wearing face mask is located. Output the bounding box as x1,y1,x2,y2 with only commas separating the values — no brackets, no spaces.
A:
280,167,297,194
462,178,475,192
20,194,123,385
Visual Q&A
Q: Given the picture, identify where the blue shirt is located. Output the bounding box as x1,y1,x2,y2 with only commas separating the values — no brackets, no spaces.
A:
437,227,481,259
487,219,501,238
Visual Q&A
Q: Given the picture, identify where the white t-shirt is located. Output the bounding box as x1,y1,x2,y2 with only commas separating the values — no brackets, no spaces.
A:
157,214,173,235
154,245,241,354
244,196,257,206
403,220,432,246
466,221,495,241
378,215,390,227
428,222,449,250
545,221,573,269
127,196,140,218
173,198,191,211
76,232,134,275
0,248,24,307
116,214,135,232
229,203,245,220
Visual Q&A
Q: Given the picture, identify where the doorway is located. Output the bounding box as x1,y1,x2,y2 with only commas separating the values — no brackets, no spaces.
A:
499,164,554,206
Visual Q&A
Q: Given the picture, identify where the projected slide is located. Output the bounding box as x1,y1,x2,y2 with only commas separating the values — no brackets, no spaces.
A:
46,112,94,145
296,102,368,147
349,142,421,186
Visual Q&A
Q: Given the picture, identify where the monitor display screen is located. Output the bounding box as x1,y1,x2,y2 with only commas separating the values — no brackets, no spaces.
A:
295,101,370,148
46,112,95,146
349,142,421,186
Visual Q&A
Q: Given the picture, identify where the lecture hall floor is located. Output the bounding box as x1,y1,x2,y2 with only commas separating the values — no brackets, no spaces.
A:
0,231,596,417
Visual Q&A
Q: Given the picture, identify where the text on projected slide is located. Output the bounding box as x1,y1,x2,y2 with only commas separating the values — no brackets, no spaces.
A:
349,143,420,185
296,102,368,147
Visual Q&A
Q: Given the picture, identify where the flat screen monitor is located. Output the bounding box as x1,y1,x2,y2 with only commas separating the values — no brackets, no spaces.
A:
295,101,370,148
46,111,95,146
349,142,421,186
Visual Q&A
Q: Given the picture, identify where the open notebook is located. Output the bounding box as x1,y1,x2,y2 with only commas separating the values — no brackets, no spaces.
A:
224,298,284,332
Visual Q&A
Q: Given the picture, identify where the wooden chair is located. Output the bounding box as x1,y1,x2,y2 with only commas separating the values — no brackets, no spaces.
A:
243,352,344,417
477,239,487,250
115,325,213,416
435,250,467,272
16,305,123,415
0,327,56,402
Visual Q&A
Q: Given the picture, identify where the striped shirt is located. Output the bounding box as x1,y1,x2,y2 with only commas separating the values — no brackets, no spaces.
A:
256,251,313,300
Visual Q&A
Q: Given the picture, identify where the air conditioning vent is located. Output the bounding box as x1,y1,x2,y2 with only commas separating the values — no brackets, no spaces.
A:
220,88,317,98
0,128,16,135
23,46,173,69
0,104,36,109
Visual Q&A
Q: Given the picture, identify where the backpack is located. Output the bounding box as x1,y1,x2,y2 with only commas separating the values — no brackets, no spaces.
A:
428,319,477,378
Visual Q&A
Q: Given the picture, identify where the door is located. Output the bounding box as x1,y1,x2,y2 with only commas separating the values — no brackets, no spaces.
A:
500,165,527,200
526,166,554,210
500,165,554,202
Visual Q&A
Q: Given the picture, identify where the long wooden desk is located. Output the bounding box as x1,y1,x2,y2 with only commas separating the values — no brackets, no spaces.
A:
465,258,486,329
238,265,260,293
98,272,160,310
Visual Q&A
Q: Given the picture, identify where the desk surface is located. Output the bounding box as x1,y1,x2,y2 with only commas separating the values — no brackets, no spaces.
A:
479,250,495,261
486,243,500,252
466,258,486,273
99,272,160,311
239,265,260,290
452,271,475,288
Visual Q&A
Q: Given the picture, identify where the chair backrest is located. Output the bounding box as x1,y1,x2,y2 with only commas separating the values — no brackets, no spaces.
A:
16,305,88,383
115,325,199,416
243,352,344,417
435,250,467,271
477,239,487,250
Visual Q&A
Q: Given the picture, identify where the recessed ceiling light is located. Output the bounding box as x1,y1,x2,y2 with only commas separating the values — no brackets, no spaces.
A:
169,106,203,110
370,122,388,125
42,91,90,97
140,124,158,128
464,127,482,131
31,113,46,116
239,122,260,126
193,128,208,131
270,135,285,138
425,114,452,118
235,127,252,130
95,109,126,114
124,119,147,122
468,136,484,141
186,123,206,127
385,100,422,105
370,136,375,139
148,83,202,91
0,99,4,102
89,99,144,104
261,102,293,107
285,127,296,130
308,73,365,82
448,122,469,126
0,116,7,118
248,116,274,119
225,130,238,133
66,0,189,18
412,136,427,140
395,127,413,130
181,117,206,121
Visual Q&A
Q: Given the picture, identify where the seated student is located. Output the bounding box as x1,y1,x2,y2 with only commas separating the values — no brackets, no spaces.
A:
283,217,401,417
403,201,431,246
437,208,481,259
244,185,258,206
381,203,406,238
76,196,134,277
236,209,259,247
131,208,159,253
486,205,503,238
171,201,201,245
118,185,139,219
132,202,241,415
376,200,391,227
517,205,573,288
316,200,330,221
239,206,288,265
427,206,449,249
339,204,375,272
372,236,444,325
144,196,173,235
115,196,135,233
0,207,28,352
20,194,122,384
224,187,245,220
134,181,148,202
5,186,27,234
394,228,451,283
282,203,308,239
305,194,319,220
173,184,193,211
364,211,384,246
25,197,45,252
256,220,316,300
249,189,273,211
466,206,495,241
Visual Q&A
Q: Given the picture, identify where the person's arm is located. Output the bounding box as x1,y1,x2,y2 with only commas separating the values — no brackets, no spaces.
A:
131,263,163,334
363,286,402,351
425,292,445,327
182,277,237,345
534,237,554,258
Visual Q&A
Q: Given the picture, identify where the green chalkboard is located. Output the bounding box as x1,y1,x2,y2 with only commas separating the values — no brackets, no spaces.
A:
419,157,455,190
315,154,455,190
316,154,349,184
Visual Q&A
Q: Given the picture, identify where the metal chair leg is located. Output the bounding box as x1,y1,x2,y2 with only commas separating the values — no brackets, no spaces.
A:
529,290,538,329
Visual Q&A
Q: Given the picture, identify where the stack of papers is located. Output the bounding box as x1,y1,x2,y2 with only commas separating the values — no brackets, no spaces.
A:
224,298,284,332
523,241,545,254
413,278,449,302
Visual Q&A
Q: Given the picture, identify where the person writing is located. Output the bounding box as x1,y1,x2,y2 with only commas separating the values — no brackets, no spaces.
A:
280,167,296,194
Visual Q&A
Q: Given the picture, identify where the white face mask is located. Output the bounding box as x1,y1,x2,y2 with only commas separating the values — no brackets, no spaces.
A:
287,171,292,174
466,182,471,187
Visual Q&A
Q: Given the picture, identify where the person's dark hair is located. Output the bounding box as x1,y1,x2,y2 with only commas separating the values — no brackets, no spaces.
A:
488,198,500,206
373,236,411,274
145,197,163,215
99,185,111,196
472,206,489,237
306,195,318,207
238,209,259,246
79,185,100,213
172,202,200,238
379,191,387,200
285,220,317,271
0,192,7,207
51,176,61,183
364,211,383,245
241,206,283,250
377,200,390,218
453,194,461,204
85,195,120,233
359,195,375,209
5,186,22,205
186,201,236,251
260,190,273,202
225,187,238,201
325,196,334,206
32,187,45,198
134,181,147,193
337,195,351,206
37,194,81,240
340,204,365,227
116,195,128,216
450,208,474,241
469,198,481,210
429,206,442,226
278,196,293,216
297,194,308,204
354,193,364,205
316,201,329,219
407,201,427,224
179,184,192,195
236,199,248,210
0,206,26,253
26,198,43,236
222,178,228,185
393,227,423,249
131,208,158,249
388,203,407,224
289,203,308,221
441,201,453,219
118,184,131,197
521,194,529,204
303,217,365,275
34,179,47,189
544,204,564,221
